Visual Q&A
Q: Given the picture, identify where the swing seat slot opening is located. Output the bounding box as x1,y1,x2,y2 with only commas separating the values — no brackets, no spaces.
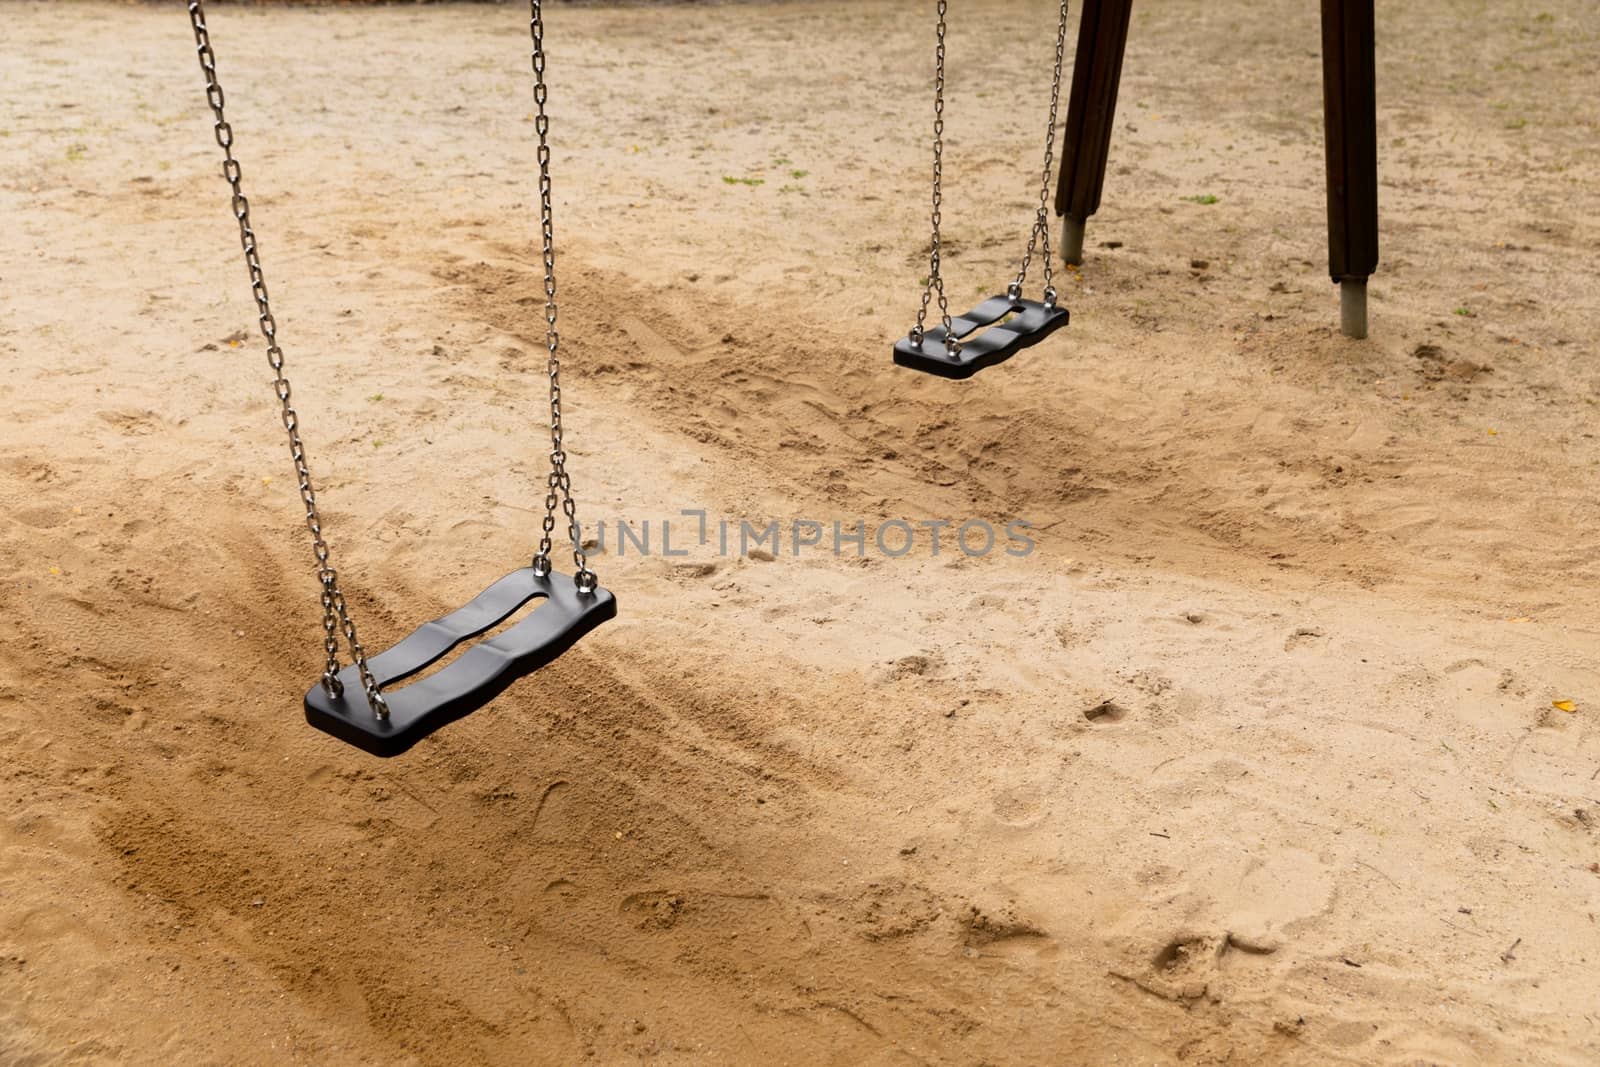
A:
303,569,616,757
893,295,1069,380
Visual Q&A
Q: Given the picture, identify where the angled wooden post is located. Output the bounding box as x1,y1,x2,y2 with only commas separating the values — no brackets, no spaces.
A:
1053,0,1135,265
1320,0,1379,338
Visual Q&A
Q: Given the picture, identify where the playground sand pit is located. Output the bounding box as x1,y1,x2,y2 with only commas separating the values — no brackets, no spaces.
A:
3,1,1598,1062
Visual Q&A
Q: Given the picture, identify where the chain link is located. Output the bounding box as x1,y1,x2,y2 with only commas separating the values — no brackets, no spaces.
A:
910,0,960,358
1011,0,1071,308
528,0,597,595
185,0,389,718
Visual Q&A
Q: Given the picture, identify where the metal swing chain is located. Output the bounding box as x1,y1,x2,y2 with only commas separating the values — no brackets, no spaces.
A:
909,0,960,357
185,0,390,718
528,0,597,595
1010,0,1071,309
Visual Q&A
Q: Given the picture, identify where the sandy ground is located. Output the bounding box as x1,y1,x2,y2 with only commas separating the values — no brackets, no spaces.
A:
3,0,1599,1063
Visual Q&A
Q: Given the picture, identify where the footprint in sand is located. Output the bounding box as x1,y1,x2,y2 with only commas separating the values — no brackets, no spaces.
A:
529,779,574,837
1439,658,1526,733
617,888,811,959
620,889,686,930
990,784,1049,828
1151,930,1282,994
959,897,1054,959
842,879,942,942
1144,607,1229,635
1112,929,1278,1003
11,504,74,530
1082,699,1128,724
1283,627,1327,654
1509,719,1600,800
96,409,159,436
1244,665,1305,719
1109,847,1334,1001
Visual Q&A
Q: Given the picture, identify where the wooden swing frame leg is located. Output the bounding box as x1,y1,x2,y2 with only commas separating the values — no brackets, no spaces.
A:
1052,0,1380,337
1053,0,1135,266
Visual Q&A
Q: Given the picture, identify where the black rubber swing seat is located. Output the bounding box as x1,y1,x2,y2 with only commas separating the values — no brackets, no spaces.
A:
303,568,616,757
893,294,1069,379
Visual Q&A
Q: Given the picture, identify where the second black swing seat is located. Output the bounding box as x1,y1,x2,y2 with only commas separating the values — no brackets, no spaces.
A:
304,569,616,758
895,0,1076,381
893,294,1070,380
